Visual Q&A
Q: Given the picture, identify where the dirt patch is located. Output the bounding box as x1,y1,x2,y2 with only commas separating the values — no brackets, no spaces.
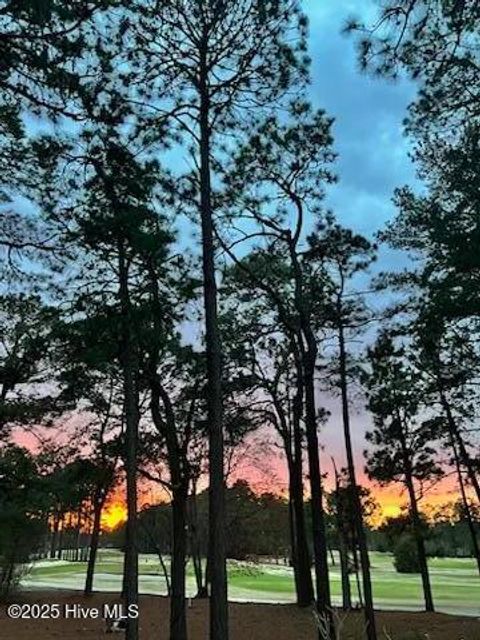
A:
0,591,478,640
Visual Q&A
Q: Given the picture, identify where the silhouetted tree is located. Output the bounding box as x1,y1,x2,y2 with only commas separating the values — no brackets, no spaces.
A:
123,4,310,636
220,103,336,635
0,295,63,440
308,220,378,639
364,332,443,611
349,0,480,138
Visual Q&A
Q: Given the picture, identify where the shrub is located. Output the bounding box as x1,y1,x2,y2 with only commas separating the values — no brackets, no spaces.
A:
393,534,420,574
0,508,45,600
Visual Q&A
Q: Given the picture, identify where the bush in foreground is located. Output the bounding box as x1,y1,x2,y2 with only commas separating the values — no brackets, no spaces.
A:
393,535,420,574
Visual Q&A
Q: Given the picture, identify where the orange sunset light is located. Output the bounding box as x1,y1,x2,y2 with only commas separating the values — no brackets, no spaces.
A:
380,503,402,519
101,501,127,531
98,476,461,533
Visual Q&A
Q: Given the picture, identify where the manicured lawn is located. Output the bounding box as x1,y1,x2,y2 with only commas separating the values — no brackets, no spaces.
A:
22,550,480,616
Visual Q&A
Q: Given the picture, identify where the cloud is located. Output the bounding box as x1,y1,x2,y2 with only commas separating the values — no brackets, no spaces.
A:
305,0,420,240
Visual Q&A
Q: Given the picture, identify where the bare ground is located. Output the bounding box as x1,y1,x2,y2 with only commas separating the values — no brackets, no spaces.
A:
0,592,479,640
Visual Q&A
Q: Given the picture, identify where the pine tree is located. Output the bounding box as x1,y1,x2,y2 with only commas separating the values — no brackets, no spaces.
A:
29,114,174,639
348,0,480,138
220,103,337,636
122,4,310,637
219,289,315,606
364,332,442,612
307,220,378,640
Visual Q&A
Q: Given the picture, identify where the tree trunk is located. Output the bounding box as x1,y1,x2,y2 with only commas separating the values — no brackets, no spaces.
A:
449,427,480,575
170,489,188,640
439,388,480,504
188,490,207,599
192,551,204,598
149,388,188,638
199,39,228,640
84,494,103,596
274,357,313,606
118,241,140,640
88,159,140,638
404,470,434,612
289,451,315,606
352,543,364,608
146,256,191,637
303,343,333,636
74,509,82,562
333,465,351,611
328,546,335,567
204,550,211,598
338,321,377,639
50,514,59,559
287,481,298,566
159,551,172,597
287,458,301,599
338,537,351,611
288,236,333,636
56,519,64,560
290,373,315,607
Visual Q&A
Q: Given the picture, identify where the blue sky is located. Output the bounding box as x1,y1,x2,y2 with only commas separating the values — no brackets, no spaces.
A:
306,1,418,242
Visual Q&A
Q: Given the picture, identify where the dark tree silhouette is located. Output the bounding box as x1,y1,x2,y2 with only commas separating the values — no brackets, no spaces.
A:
220,103,337,636
123,4,309,637
308,220,378,640
348,0,480,138
364,333,443,612
219,294,315,606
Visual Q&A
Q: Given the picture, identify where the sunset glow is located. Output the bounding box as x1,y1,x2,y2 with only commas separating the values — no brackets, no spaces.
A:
101,501,127,531
378,503,402,520
100,478,462,532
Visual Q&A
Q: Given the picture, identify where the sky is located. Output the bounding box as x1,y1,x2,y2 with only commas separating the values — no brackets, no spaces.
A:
307,1,418,239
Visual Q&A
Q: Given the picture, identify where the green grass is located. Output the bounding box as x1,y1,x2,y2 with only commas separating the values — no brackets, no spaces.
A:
22,550,479,616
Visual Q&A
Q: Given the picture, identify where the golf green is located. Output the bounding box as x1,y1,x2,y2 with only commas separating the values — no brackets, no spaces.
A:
22,550,479,617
